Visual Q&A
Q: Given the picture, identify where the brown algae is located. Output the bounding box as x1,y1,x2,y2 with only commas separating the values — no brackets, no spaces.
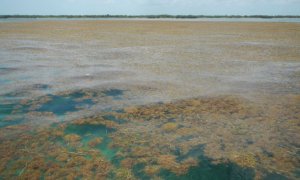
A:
1,94,298,179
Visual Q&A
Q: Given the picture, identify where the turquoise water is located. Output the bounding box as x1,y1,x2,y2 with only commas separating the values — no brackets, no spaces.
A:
0,79,11,85
156,160,254,180
0,99,27,127
0,89,124,128
103,89,124,100
37,92,94,116
64,123,118,160
61,122,256,179
130,144,255,180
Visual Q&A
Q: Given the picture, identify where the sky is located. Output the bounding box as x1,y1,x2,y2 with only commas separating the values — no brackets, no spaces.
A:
1,0,300,15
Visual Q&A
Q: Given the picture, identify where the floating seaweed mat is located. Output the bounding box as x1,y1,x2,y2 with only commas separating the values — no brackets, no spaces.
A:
158,161,255,180
64,123,118,160
1,94,298,179
165,146,256,180
123,143,255,180
0,126,113,179
130,160,255,180
0,102,28,128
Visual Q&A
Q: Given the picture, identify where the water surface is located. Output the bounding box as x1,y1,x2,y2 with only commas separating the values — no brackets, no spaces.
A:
0,20,299,179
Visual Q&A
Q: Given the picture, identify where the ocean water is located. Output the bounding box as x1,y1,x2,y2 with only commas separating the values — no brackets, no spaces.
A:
0,20,299,179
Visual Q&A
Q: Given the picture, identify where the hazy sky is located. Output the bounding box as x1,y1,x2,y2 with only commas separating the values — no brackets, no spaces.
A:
1,0,300,15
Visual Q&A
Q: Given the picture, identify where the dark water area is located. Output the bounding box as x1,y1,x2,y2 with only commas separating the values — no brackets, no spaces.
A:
130,144,255,180
158,161,255,180
37,92,94,116
0,88,124,128
103,89,124,98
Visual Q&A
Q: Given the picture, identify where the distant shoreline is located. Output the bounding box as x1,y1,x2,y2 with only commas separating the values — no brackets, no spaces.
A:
1,15,300,19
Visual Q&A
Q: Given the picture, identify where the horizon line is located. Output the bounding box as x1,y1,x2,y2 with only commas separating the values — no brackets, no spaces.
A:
1,14,300,18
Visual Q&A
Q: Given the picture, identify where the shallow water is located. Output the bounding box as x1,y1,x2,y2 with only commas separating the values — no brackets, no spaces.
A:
0,21,299,179
1,94,298,179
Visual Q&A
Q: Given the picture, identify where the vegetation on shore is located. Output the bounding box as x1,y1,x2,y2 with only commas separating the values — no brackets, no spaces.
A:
1,15,300,19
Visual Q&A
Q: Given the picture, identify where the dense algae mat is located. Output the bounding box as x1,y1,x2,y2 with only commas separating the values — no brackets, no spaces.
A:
0,94,299,179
